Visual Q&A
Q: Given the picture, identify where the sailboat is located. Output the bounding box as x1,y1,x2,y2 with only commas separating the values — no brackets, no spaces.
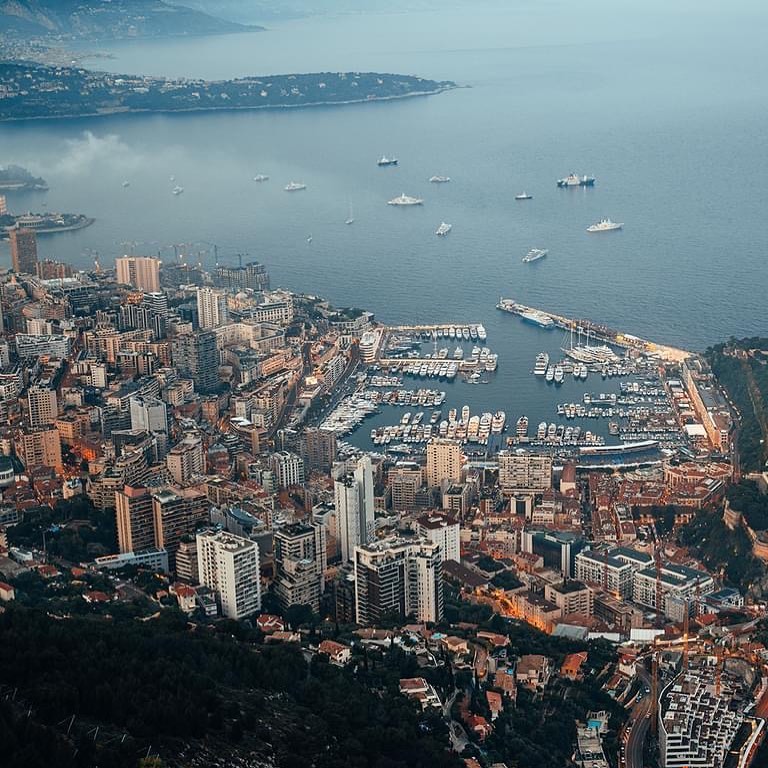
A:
345,202,355,225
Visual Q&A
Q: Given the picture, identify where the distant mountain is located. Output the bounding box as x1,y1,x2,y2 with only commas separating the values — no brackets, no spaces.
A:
0,0,260,39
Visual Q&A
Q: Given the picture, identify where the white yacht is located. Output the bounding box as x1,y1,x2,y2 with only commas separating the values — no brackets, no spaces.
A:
436,221,452,236
285,182,307,192
515,191,533,200
172,185,184,195
388,193,423,206
429,175,450,183
378,156,398,166
253,174,270,182
477,324,487,341
587,218,623,233
345,202,355,225
522,248,548,263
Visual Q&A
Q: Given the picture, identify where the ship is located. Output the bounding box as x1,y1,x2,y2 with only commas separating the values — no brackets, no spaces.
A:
285,182,307,192
586,218,623,233
172,185,184,195
436,221,453,236
534,352,549,375
491,410,506,433
516,416,529,437
388,193,423,206
515,192,533,200
378,156,399,166
520,309,555,329
477,324,487,341
522,248,548,263
557,172,596,188
253,174,270,182
429,175,450,183
536,421,547,440
553,365,564,384
545,365,555,383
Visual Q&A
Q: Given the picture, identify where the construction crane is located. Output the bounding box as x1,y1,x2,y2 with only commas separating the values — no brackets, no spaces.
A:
650,649,660,736
682,598,690,670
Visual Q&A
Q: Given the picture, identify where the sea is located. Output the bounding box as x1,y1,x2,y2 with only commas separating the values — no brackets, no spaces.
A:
1,0,766,451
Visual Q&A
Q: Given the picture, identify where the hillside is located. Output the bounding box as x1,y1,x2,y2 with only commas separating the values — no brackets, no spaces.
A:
0,0,257,39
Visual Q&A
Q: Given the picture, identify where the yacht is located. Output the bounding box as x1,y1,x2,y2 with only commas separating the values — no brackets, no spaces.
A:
461,405,470,422
515,191,533,200
453,346,464,359
557,172,596,188
285,182,307,192
436,221,453,236
554,365,565,385
429,175,450,183
122,180,130,188
172,185,184,195
545,365,555,383
522,248,548,263
253,174,269,182
462,327,471,341
448,408,458,422
378,156,399,166
345,203,355,225
516,416,529,437
477,324,487,342
587,218,623,233
536,421,547,440
534,352,550,376
388,193,423,206
491,411,506,433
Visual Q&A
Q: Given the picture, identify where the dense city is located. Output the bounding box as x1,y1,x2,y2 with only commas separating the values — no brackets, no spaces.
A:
1,214,768,768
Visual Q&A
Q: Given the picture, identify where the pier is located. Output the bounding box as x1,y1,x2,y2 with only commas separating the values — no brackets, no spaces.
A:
496,298,690,363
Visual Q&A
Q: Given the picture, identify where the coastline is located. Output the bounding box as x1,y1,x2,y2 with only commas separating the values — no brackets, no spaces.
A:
0,84,458,123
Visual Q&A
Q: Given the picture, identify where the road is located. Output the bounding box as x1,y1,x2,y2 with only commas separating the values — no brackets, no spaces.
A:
624,665,653,768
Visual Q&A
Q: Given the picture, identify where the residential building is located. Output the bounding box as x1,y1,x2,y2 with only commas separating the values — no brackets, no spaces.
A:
196,287,228,329
166,433,204,485
544,580,594,617
388,461,422,512
335,454,374,563
115,485,155,554
269,451,305,489
152,487,209,569
354,537,443,625
115,255,161,292
273,522,327,611
172,331,220,394
425,438,462,488
197,529,261,620
27,384,57,428
15,426,62,470
129,395,168,435
213,261,270,293
633,562,715,620
301,427,337,472
175,538,199,583
10,228,38,274
575,547,653,599
498,451,552,493
416,512,460,563
15,334,71,360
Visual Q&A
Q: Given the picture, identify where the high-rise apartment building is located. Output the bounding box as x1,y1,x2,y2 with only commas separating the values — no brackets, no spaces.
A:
196,529,261,620
334,454,374,563
498,451,553,493
416,512,460,563
354,537,443,625
269,451,305,489
425,438,462,488
196,287,228,329
152,487,209,568
273,522,327,611
301,427,337,472
15,426,62,470
115,255,161,292
172,331,220,394
388,461,422,512
27,384,57,429
115,485,155,554
166,433,204,485
9,228,38,274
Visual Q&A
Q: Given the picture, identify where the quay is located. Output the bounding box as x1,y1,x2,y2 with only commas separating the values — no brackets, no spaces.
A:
496,298,690,363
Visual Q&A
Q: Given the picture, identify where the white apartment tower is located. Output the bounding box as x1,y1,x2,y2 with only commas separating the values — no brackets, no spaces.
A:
196,287,229,329
334,454,375,563
196,529,261,620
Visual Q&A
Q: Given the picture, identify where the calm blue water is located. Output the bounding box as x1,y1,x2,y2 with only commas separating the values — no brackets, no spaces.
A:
1,1,766,443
